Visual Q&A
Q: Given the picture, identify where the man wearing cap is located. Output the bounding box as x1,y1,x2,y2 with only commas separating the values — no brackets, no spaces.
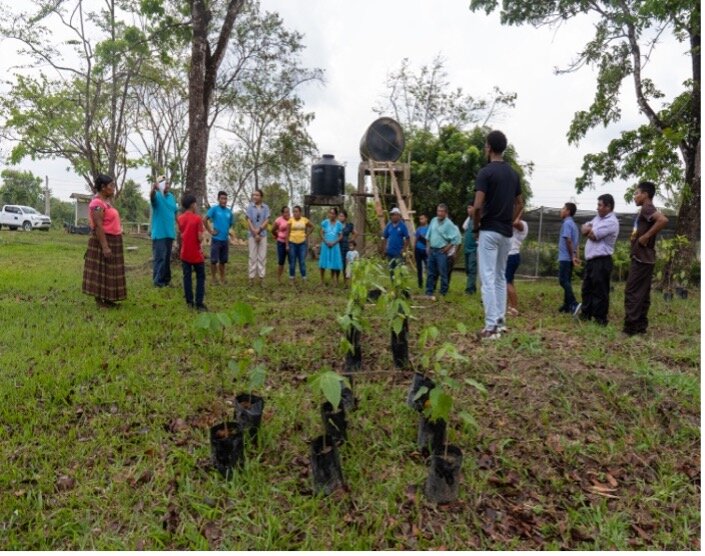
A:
425,203,462,299
150,175,178,287
382,207,410,274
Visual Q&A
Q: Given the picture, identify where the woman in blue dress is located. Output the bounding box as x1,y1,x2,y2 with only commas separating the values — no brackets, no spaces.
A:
319,207,343,285
338,209,356,277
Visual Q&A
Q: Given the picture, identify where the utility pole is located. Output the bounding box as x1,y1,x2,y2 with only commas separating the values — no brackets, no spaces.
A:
44,176,50,217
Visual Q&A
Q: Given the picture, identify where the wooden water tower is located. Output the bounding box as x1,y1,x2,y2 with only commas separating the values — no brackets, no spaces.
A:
353,117,413,251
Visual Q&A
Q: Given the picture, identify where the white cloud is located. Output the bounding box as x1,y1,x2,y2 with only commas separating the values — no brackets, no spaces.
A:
0,0,690,214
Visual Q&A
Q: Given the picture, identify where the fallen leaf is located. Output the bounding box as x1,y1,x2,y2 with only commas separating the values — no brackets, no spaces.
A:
477,453,494,469
605,473,618,488
588,482,617,493
56,475,75,491
571,527,594,542
631,523,651,541
586,486,619,499
162,503,180,534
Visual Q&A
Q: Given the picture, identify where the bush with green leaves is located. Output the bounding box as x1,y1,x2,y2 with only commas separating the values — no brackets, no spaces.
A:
656,235,691,291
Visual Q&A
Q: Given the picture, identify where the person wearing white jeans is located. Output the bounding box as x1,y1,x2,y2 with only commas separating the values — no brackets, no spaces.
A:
478,230,511,331
248,235,267,280
245,189,271,284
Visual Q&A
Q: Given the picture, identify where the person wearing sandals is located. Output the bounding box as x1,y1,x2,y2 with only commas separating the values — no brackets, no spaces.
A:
338,209,356,277
82,174,126,308
506,215,528,317
319,207,344,286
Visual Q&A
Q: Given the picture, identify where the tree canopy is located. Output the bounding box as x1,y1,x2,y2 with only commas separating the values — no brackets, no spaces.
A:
0,169,43,208
407,126,532,224
469,0,700,259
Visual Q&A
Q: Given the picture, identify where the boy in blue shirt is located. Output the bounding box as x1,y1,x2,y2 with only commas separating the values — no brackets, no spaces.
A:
204,190,235,285
558,202,580,313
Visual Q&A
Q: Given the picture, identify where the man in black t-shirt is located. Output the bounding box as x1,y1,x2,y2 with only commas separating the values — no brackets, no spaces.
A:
623,181,668,336
473,130,523,339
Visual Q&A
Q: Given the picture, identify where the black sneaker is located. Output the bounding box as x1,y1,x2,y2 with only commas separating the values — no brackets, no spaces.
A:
196,304,208,312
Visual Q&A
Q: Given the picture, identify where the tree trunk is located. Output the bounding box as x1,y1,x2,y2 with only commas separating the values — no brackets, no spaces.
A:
185,0,245,209
185,1,209,208
672,140,701,279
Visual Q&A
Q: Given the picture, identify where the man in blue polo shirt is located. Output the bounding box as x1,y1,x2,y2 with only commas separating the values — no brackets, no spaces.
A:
382,207,410,274
150,175,178,287
204,190,234,285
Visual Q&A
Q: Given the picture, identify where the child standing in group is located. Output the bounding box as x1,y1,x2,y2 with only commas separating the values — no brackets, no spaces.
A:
178,194,207,312
345,240,360,286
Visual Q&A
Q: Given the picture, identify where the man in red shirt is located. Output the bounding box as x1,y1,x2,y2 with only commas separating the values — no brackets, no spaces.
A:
178,194,208,312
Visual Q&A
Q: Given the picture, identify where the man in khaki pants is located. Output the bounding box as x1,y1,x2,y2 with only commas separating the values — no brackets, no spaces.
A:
245,188,270,286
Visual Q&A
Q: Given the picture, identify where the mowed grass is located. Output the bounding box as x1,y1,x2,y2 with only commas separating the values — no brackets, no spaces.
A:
0,229,700,550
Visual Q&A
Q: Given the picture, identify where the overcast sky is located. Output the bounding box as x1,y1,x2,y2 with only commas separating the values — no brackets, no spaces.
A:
1,0,690,212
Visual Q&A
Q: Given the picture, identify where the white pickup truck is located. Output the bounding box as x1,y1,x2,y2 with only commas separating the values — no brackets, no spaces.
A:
0,205,52,231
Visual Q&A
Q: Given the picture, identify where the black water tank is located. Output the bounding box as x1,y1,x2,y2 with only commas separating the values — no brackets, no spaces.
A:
311,154,345,196
359,117,405,162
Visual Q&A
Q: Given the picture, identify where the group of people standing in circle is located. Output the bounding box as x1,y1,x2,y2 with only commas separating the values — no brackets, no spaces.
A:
80,176,361,312
81,129,669,341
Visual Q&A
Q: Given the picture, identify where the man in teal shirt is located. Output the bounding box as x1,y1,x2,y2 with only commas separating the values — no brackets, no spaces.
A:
425,203,462,298
150,176,178,287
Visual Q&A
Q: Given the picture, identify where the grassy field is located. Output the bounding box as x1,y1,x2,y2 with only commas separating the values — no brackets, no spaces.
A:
0,229,700,550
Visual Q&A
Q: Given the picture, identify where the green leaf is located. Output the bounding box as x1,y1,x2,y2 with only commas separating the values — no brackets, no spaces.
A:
231,301,254,326
459,410,478,431
248,364,266,392
318,371,342,409
259,326,274,337
456,322,468,334
413,385,429,401
428,388,452,422
215,312,232,328
194,312,212,330
464,377,488,395
252,337,265,356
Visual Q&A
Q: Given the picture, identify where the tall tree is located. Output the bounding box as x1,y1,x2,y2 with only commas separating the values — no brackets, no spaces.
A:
469,0,700,264
132,62,190,187
212,3,322,207
186,0,245,208
375,54,517,134
0,0,150,194
141,0,246,207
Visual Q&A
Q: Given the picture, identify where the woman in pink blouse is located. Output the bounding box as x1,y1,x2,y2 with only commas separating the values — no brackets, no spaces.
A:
271,206,290,284
82,174,126,307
